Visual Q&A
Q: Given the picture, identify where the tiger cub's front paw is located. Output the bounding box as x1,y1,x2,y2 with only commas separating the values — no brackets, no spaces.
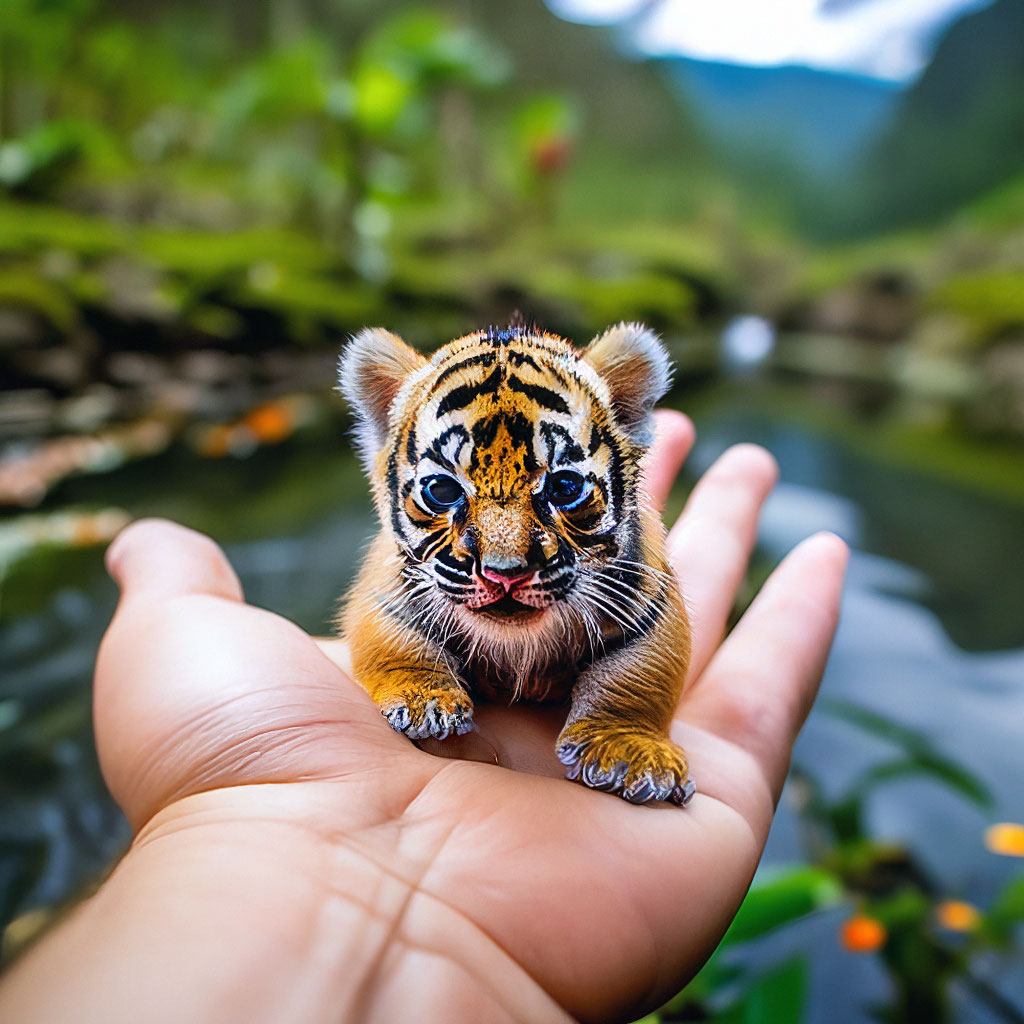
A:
376,679,474,741
556,723,695,806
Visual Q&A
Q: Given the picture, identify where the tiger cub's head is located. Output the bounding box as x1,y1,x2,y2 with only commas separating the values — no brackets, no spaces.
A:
339,323,671,648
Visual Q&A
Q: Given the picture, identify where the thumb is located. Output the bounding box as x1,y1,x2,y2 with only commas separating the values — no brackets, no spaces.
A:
106,518,243,605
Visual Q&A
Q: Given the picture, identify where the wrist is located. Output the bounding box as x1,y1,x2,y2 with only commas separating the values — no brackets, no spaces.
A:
0,785,570,1024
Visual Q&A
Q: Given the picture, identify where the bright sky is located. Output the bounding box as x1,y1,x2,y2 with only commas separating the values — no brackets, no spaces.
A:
545,0,993,80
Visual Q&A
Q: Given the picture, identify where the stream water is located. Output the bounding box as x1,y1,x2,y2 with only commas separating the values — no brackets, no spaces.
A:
1,386,1022,1020
692,403,1024,1022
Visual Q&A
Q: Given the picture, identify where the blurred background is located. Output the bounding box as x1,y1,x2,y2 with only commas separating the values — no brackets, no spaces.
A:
1,0,1023,1020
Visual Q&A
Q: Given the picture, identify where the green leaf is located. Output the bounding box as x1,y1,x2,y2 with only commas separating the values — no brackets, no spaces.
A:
718,957,808,1024
721,867,842,948
826,795,866,842
853,756,992,809
352,64,414,134
981,876,1024,946
358,11,508,89
824,700,992,808
869,886,931,929
823,699,936,755
514,94,579,149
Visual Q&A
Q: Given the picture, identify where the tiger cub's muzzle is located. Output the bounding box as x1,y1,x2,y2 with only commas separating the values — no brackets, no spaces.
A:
447,500,564,617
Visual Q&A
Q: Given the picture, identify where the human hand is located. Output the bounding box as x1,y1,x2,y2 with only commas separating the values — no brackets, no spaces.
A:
0,411,847,1024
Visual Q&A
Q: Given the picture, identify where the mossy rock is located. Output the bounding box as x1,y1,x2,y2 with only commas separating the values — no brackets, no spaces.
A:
930,270,1024,335
791,232,933,299
0,202,122,257
960,173,1024,230
519,264,696,330
0,266,77,331
140,226,336,280
230,268,382,334
553,221,733,294
388,248,492,305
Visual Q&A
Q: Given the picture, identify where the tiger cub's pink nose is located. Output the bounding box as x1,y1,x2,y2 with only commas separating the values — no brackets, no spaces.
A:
480,565,534,592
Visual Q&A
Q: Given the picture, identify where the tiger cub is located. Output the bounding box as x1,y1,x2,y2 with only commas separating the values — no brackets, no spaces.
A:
338,322,694,805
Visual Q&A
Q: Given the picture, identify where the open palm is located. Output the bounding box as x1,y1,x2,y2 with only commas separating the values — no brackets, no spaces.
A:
91,411,847,1024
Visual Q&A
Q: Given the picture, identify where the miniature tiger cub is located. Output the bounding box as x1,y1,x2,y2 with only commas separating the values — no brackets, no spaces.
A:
338,322,694,805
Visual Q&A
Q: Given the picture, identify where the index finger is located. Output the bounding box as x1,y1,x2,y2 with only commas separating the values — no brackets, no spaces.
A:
642,409,695,511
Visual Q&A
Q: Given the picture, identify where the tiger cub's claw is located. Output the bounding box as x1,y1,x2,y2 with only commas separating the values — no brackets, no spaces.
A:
379,686,474,741
557,728,695,807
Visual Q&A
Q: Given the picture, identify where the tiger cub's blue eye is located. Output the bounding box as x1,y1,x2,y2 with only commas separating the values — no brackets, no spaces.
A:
421,474,465,513
545,470,587,508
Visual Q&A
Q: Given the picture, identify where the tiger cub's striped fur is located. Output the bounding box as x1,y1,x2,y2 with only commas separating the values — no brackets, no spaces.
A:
338,322,694,805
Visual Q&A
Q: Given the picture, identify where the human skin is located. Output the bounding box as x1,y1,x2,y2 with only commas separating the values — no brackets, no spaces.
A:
0,411,848,1024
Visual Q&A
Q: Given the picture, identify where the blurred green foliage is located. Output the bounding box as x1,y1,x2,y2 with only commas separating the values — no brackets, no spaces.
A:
1,3,1023,1022
652,868,837,1023
643,701,1024,1024
0,0,733,353
932,272,1024,336
2,0,1024,417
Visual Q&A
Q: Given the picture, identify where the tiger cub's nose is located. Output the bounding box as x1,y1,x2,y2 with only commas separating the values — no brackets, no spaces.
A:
480,562,536,592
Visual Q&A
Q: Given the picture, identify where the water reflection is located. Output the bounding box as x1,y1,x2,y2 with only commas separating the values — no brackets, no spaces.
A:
692,409,1024,1023
696,413,1024,652
720,315,777,373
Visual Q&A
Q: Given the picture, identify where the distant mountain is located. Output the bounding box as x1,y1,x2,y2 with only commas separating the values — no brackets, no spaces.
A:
662,58,901,177
857,0,1024,230
471,3,704,153
655,0,1024,237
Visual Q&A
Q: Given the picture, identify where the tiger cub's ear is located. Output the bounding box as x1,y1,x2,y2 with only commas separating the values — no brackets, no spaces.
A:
338,328,427,472
582,322,672,447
